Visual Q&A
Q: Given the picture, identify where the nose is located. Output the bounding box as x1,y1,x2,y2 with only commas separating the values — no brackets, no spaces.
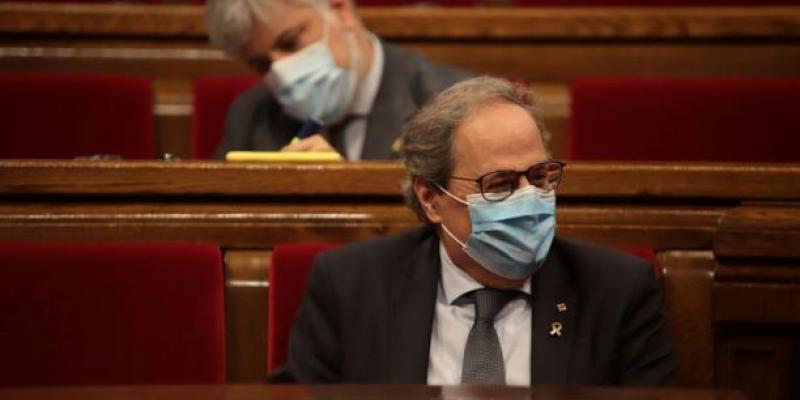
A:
518,173,532,189
269,50,291,63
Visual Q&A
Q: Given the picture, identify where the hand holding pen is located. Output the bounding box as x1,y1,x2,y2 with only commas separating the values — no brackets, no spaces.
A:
280,119,338,153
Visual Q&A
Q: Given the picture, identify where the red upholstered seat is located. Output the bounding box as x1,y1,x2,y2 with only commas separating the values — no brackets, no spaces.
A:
0,241,225,386
0,73,154,159
267,243,338,374
569,77,800,162
192,75,260,159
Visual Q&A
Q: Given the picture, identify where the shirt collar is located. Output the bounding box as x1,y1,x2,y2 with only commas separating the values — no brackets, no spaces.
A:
438,241,532,305
350,33,383,116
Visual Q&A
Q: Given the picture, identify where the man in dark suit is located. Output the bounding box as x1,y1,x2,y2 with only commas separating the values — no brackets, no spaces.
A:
286,76,679,385
205,0,470,160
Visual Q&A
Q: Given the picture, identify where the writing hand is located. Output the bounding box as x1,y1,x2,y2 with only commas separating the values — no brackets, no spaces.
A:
281,134,338,153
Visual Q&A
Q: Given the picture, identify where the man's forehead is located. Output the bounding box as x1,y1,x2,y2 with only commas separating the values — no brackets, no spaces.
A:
451,103,546,175
244,5,319,50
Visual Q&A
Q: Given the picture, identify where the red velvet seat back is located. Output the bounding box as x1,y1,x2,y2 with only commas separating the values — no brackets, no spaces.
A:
569,77,800,162
267,243,338,374
192,75,260,159
0,241,225,386
0,73,154,159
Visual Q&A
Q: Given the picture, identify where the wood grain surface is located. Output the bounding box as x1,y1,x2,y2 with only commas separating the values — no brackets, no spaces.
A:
0,384,747,400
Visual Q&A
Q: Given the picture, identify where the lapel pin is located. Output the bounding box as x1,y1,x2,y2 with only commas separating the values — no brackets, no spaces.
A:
557,303,567,313
549,322,563,337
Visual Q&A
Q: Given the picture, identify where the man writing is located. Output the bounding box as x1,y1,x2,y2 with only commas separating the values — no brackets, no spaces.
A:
285,76,678,385
205,0,471,160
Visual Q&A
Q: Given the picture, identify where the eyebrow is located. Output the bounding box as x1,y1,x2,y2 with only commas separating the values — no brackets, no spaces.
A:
272,22,308,51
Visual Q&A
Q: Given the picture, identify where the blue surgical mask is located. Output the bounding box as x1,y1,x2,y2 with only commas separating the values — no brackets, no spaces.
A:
438,184,556,280
265,15,358,125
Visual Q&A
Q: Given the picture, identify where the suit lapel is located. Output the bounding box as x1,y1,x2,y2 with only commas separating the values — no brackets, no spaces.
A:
362,42,419,160
530,238,577,385
386,229,440,383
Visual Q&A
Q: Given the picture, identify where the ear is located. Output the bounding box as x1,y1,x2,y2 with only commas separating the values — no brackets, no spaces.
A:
328,0,358,30
413,178,443,224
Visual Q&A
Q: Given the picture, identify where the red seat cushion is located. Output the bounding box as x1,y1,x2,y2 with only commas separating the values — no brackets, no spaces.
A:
0,241,225,386
569,77,800,162
192,75,260,159
267,243,338,374
0,73,154,159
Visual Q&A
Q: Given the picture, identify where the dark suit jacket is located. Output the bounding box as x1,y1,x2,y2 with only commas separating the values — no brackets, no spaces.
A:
285,225,679,386
214,42,472,159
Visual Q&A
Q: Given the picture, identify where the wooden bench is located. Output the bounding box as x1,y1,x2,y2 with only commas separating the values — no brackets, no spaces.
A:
1,159,799,400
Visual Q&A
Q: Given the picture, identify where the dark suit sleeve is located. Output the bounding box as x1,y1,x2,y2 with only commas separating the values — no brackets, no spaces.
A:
213,94,253,159
286,252,342,383
619,263,680,386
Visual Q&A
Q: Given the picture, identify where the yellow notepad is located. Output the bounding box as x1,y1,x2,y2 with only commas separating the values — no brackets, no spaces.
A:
225,151,344,162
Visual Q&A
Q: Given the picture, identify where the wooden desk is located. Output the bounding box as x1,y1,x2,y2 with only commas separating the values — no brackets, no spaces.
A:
1,160,798,400
0,384,747,400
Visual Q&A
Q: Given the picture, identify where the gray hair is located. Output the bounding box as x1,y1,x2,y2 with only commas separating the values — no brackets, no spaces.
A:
400,75,551,222
206,0,327,56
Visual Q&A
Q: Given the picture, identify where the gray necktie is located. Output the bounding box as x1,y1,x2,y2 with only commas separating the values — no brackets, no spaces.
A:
461,288,518,384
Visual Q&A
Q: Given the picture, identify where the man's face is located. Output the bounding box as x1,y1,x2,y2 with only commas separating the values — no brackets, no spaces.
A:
432,101,548,288
240,4,353,77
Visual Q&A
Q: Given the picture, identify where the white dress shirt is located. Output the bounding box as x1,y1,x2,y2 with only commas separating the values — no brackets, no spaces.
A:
427,243,532,386
341,34,383,161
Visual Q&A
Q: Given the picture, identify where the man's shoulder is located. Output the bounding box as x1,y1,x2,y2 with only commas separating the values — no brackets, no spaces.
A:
382,41,473,92
228,83,274,115
307,226,437,293
552,235,655,288
318,225,435,268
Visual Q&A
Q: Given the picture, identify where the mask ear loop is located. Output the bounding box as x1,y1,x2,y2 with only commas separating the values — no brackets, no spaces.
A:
431,182,470,249
433,182,469,206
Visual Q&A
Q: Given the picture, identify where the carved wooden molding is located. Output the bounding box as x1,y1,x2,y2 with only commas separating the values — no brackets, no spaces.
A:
660,250,716,387
1,3,799,40
715,205,800,258
2,160,800,199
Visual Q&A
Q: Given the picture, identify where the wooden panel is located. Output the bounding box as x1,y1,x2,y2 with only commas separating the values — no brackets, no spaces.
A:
155,107,192,159
660,251,716,387
715,329,798,400
2,43,797,93
715,283,800,323
2,160,800,199
715,205,800,259
0,383,751,400
0,202,720,249
224,250,270,383
0,3,207,38
716,265,800,284
3,4,800,40
405,42,800,83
